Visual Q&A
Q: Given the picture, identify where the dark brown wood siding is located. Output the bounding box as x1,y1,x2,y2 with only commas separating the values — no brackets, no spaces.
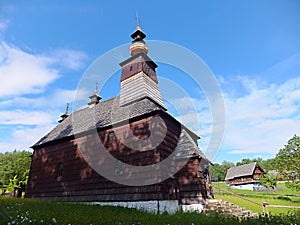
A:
120,55,157,83
175,158,207,204
26,112,208,203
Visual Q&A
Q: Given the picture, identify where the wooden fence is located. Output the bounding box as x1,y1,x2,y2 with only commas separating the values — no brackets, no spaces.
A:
212,184,300,217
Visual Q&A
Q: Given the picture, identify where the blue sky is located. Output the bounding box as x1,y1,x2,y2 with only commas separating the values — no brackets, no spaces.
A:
0,0,300,163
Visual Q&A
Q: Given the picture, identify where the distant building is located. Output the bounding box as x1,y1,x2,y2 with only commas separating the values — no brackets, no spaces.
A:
267,170,279,177
225,162,264,190
25,24,213,213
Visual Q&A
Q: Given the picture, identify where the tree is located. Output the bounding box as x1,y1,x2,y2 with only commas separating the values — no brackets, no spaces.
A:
275,135,300,191
210,161,235,181
236,158,252,166
259,173,277,190
210,163,225,181
259,158,276,172
0,150,32,192
222,161,235,170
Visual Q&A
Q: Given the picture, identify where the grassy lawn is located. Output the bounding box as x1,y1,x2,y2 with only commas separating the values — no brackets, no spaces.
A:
214,194,300,215
212,182,300,215
213,182,300,197
0,197,299,225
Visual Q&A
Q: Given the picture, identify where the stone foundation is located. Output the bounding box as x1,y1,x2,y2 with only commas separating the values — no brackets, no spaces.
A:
93,200,180,214
92,200,206,214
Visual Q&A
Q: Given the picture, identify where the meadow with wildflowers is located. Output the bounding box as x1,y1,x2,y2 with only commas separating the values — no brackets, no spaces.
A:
0,198,299,225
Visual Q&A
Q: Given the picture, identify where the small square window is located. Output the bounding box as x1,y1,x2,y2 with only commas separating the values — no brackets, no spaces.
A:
114,168,123,176
114,162,123,176
109,132,114,142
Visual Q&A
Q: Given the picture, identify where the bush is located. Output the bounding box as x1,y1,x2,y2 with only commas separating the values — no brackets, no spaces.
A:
277,196,292,201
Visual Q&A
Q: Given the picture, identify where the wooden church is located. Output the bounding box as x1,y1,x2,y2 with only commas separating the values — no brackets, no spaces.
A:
25,24,213,213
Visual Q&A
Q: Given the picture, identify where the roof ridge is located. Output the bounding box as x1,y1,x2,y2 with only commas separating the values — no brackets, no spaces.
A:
231,162,256,169
68,96,119,115
32,97,163,147
225,162,258,181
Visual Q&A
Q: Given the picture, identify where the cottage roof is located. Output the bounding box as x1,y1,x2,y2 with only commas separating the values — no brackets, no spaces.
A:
225,162,261,180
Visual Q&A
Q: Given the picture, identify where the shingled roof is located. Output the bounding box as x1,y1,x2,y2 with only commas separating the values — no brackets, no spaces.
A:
33,96,164,147
175,129,210,163
33,96,201,155
225,162,262,180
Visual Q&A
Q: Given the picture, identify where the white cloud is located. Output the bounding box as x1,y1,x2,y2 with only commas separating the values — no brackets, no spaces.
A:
0,87,80,152
50,49,88,70
0,124,56,153
223,77,300,156
168,74,300,160
166,96,212,134
166,96,213,153
0,88,88,111
0,87,87,152
0,42,59,97
0,42,88,98
0,110,54,125
0,36,89,152
0,20,8,33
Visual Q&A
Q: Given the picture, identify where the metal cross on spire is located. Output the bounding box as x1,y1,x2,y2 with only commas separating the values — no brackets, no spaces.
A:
94,82,99,94
65,102,69,115
135,11,141,31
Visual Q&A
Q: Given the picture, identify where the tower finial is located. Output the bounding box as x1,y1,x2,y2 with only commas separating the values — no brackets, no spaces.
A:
130,15,148,55
88,82,101,107
65,102,69,115
58,102,70,123
136,11,141,29
94,82,99,94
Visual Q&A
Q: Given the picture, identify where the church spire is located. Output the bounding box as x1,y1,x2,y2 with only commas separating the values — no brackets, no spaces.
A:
135,13,141,32
58,103,69,123
129,18,148,56
88,82,102,107
119,24,165,110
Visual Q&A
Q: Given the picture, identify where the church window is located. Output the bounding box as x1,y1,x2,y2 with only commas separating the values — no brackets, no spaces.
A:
109,131,115,142
57,162,63,181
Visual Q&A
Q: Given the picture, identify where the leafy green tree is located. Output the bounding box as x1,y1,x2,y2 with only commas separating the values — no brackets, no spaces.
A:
222,161,235,169
259,158,277,172
210,163,224,181
275,135,300,191
236,158,252,166
259,173,277,190
253,157,263,163
210,161,235,181
0,150,32,192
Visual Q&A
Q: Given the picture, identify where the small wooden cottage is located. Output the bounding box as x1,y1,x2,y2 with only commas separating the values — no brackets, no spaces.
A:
25,25,213,213
225,162,264,190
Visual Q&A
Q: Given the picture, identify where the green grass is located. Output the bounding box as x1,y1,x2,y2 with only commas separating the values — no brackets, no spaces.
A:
214,194,300,215
212,182,300,215
0,197,299,225
213,182,299,196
